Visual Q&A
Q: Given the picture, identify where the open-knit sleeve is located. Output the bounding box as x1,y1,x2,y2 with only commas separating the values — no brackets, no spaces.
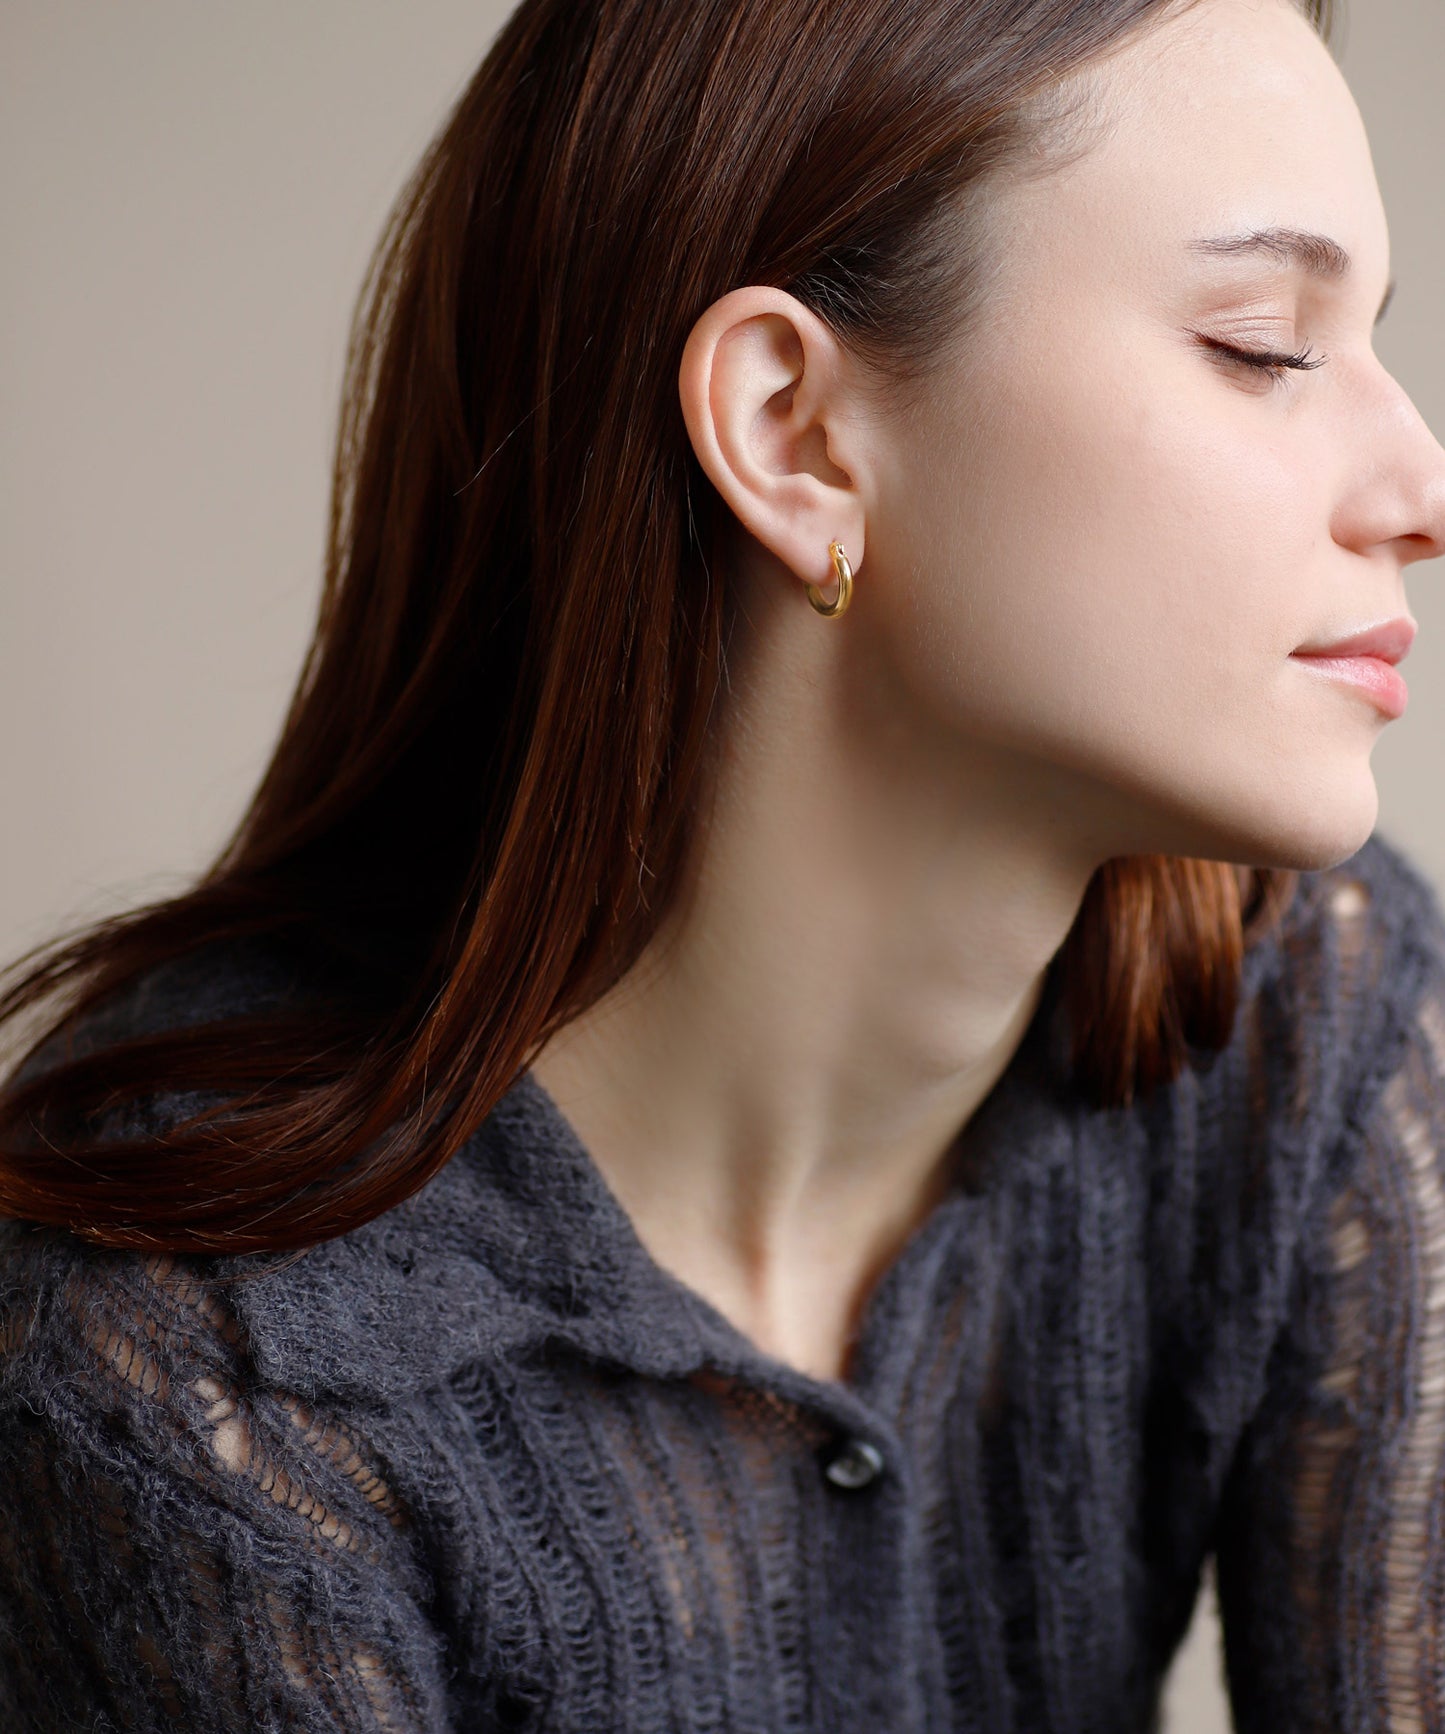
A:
1214,865,1445,1729
0,1240,454,1732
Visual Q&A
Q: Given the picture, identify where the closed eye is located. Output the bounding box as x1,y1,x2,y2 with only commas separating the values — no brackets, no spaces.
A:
1197,335,1330,386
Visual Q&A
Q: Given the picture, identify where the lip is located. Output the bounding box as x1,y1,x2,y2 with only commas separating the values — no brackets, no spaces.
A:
1291,617,1417,664
1289,616,1416,720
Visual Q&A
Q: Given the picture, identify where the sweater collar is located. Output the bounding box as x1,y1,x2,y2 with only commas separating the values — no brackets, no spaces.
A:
219,956,1080,1412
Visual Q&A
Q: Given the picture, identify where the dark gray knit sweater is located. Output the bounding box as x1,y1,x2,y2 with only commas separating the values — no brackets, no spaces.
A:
3,827,1445,1732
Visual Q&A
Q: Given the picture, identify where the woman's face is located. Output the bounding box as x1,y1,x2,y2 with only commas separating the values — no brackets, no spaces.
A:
868,0,1445,871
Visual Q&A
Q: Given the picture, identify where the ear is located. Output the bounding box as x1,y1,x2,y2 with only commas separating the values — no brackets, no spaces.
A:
678,287,869,601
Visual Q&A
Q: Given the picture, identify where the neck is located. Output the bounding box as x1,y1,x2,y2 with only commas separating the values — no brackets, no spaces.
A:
529,599,1106,1349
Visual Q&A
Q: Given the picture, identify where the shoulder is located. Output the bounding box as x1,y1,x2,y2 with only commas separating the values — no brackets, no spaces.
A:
2,932,534,1411
1236,827,1445,1137
0,1170,527,1426
1144,828,1445,1332
1275,828,1445,1268
0,934,321,1417
1131,832,1445,1487
0,1226,423,1567
1144,828,1445,1206
0,1225,463,1727
1176,827,1445,1211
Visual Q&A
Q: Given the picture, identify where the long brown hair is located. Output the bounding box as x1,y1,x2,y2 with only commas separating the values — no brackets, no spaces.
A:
0,0,1330,1258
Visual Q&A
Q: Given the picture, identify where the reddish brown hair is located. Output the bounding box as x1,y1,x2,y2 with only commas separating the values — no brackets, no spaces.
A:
0,0,1332,1257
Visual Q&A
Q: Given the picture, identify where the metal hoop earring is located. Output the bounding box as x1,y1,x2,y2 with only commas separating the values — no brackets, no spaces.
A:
807,541,854,618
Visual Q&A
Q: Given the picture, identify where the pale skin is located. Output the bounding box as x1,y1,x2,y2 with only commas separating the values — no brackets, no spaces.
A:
530,0,1445,1384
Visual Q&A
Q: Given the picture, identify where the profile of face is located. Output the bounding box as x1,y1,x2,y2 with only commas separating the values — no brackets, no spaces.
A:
683,0,1445,879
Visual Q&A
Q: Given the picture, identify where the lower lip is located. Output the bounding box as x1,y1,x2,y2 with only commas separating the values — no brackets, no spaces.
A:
1290,653,1409,719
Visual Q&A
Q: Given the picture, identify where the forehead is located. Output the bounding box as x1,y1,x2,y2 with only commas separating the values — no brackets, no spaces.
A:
996,0,1388,301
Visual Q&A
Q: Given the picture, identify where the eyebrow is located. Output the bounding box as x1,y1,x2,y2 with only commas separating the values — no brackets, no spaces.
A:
1187,226,1397,325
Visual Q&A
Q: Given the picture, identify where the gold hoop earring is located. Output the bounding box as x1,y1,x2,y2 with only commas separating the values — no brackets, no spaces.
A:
807,540,854,618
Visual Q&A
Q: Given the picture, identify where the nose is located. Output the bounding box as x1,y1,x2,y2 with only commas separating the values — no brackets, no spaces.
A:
1349,378,1445,568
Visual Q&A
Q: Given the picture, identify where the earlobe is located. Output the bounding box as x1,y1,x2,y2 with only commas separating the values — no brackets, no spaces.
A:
677,286,866,598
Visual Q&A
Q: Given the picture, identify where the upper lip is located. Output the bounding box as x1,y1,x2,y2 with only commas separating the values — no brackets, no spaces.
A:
1292,616,1418,665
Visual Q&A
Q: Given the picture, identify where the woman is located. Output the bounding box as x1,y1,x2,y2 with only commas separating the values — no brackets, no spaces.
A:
2,0,1444,1725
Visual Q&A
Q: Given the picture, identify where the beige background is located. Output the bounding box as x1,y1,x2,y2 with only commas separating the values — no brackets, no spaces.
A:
4,2,1443,1724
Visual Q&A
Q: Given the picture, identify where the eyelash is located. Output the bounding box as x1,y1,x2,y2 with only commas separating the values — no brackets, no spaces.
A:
1202,337,1329,386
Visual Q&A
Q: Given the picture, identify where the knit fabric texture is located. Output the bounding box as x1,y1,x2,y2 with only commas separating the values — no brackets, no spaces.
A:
3,827,1445,1732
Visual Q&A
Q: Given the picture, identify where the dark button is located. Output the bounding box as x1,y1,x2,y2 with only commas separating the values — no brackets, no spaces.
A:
822,1436,885,1490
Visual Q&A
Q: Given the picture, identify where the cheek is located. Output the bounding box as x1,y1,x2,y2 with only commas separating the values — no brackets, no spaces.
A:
887,353,1321,764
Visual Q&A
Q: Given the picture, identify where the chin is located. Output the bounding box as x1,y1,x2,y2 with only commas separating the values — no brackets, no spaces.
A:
1193,783,1382,877
1250,829,1382,877
1100,756,1383,876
